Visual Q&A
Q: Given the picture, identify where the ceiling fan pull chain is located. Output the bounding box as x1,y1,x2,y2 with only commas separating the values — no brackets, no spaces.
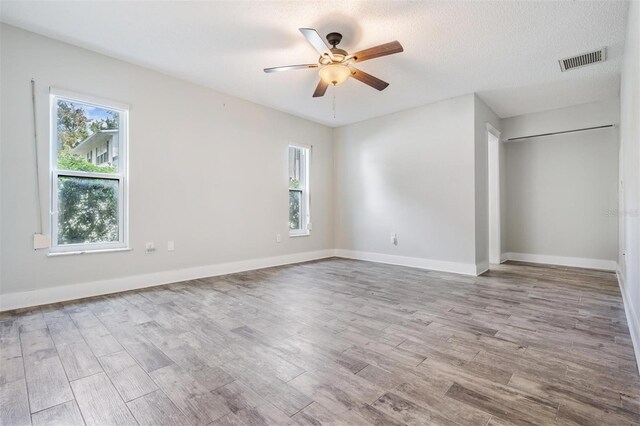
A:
333,89,336,119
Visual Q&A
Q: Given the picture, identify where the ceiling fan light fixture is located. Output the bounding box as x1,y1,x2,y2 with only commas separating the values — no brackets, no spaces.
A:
319,64,351,86
264,28,402,97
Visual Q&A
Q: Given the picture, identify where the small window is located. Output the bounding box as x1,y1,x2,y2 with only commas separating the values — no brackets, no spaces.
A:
96,142,109,165
289,145,310,236
50,90,128,253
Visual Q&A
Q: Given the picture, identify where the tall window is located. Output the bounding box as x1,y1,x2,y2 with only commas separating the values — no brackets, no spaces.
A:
289,145,310,236
50,90,128,253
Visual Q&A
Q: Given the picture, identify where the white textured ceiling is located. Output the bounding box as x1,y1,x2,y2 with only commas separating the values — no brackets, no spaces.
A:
0,1,629,126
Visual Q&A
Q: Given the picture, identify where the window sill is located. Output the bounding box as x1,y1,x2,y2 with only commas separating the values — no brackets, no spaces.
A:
289,232,310,238
47,247,132,257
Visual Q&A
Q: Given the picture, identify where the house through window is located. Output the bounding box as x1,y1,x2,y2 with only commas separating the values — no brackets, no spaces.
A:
50,90,128,252
289,145,310,236
96,142,109,165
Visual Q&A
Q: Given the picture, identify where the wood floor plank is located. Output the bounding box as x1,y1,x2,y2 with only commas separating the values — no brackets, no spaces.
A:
57,341,103,381
150,363,231,425
0,355,24,386
107,364,158,402
372,391,461,425
110,329,173,373
351,403,407,425
221,360,312,416
0,379,31,426
395,380,492,426
288,370,379,415
16,310,47,333
70,372,136,425
20,329,57,363
509,374,640,424
99,351,158,402
444,381,557,426
292,401,370,425
78,326,124,358
213,380,265,414
127,389,190,426
47,317,84,346
31,400,85,426
24,356,74,413
212,403,296,425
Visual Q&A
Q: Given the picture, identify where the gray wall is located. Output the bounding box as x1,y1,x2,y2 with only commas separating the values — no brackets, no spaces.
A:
333,94,491,273
0,24,334,296
504,127,618,261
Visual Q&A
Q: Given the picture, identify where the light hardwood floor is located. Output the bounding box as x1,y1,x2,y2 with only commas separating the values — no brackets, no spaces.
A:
1,258,639,425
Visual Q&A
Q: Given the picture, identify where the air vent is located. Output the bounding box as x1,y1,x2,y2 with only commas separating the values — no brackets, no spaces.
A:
559,48,606,72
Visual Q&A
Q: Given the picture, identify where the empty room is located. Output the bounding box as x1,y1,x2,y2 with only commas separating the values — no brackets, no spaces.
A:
0,0,639,425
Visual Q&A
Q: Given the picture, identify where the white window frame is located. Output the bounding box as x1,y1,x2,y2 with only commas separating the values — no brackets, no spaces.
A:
49,88,129,254
288,144,310,237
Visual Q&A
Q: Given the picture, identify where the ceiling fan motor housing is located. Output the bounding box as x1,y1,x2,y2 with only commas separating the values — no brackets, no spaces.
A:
326,32,343,47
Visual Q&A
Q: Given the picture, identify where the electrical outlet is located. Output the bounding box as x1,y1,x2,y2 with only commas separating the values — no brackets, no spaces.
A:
33,233,50,250
167,240,175,251
390,233,398,245
145,242,156,253
276,233,282,243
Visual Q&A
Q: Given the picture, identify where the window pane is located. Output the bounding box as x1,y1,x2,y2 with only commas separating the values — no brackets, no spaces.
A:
289,147,301,189
57,176,119,245
289,190,301,230
56,99,120,174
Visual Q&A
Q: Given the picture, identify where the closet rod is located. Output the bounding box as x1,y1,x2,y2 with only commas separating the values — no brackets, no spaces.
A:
506,124,614,142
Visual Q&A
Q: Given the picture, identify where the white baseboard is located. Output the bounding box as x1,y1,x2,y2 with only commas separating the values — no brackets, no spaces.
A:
11,249,610,312
0,250,334,312
333,249,479,276
616,270,640,375
504,252,617,271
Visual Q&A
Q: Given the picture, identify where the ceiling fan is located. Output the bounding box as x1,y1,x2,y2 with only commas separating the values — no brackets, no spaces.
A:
264,28,403,97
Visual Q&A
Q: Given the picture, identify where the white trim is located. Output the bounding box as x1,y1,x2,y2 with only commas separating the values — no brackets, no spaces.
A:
288,142,312,150
289,232,310,238
486,123,501,137
487,124,502,265
288,145,310,236
50,91,129,254
47,247,133,257
504,252,617,271
49,87,130,111
0,250,333,312
334,249,479,276
616,270,640,375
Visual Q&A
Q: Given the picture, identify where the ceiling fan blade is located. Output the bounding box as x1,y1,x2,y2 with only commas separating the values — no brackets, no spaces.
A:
312,79,329,97
349,41,403,63
263,64,318,73
350,68,389,91
299,28,334,60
